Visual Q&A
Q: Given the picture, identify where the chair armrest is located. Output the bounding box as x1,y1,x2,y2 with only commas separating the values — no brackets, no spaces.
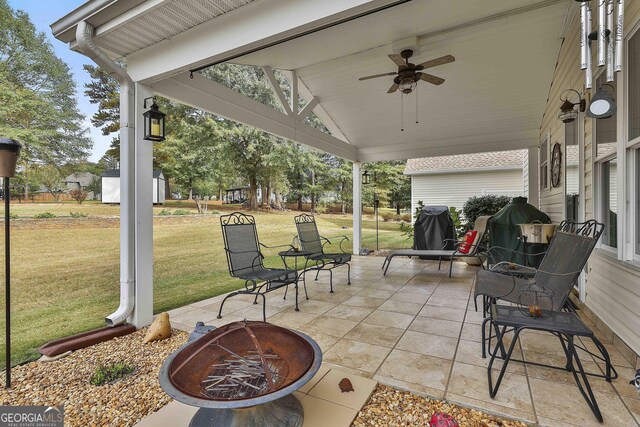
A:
442,238,461,250
320,235,350,253
486,245,547,263
260,242,295,250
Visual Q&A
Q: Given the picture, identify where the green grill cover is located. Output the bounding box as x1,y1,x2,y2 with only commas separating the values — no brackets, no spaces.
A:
489,197,550,266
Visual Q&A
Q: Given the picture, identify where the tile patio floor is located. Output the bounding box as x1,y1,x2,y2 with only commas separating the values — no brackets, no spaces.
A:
162,256,640,427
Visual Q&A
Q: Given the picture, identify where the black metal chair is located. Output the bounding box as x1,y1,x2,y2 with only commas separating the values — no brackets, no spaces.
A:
294,213,351,293
219,212,299,321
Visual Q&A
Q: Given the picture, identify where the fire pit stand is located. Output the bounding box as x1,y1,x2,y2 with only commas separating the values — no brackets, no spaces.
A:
159,321,322,427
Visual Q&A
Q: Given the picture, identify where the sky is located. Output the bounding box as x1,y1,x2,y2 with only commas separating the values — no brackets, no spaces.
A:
8,0,112,162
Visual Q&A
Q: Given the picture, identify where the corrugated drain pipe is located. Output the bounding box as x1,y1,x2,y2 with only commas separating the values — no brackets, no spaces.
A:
76,21,136,326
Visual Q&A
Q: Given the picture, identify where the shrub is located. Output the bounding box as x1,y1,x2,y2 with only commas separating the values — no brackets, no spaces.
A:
34,212,56,219
69,188,88,204
381,211,399,222
463,195,511,226
69,211,88,218
89,362,135,386
158,209,172,216
210,210,220,215
449,207,464,238
400,213,411,222
9,213,18,220
173,209,190,216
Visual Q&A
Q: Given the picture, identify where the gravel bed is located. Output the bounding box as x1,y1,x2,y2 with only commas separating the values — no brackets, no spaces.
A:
0,327,188,427
352,384,529,427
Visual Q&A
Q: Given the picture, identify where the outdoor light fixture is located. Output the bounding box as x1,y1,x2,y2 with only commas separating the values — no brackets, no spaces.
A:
0,138,21,389
143,97,166,142
586,84,616,119
558,89,586,123
362,170,371,185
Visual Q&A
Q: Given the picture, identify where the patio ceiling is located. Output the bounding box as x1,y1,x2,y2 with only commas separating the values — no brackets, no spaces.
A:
53,0,572,162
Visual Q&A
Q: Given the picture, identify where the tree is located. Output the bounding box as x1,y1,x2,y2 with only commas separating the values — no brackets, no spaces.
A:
84,64,121,160
69,188,88,204
35,165,64,202
0,0,92,198
86,176,102,200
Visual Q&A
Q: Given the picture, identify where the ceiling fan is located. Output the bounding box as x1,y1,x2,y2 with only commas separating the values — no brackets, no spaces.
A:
358,49,455,94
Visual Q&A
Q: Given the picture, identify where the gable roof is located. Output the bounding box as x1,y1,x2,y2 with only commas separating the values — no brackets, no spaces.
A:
64,172,97,186
404,150,525,175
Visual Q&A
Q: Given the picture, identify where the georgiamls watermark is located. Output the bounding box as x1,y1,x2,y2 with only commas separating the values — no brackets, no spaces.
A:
0,405,64,427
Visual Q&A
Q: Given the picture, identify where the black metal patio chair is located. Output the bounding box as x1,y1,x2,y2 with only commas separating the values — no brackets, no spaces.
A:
218,212,299,321
294,213,351,293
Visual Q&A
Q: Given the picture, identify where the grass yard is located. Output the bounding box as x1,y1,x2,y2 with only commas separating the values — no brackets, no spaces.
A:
0,204,411,365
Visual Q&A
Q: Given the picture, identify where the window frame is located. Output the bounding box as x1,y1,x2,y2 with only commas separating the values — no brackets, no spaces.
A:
539,134,549,192
626,22,640,262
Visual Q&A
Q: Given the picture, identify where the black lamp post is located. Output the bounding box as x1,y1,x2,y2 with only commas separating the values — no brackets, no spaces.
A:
143,97,166,142
0,138,20,389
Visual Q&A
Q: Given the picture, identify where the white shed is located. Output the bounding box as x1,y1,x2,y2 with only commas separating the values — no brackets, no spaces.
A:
405,150,527,215
101,169,165,204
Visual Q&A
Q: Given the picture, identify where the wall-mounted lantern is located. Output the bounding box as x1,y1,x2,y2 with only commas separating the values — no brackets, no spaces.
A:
558,89,586,123
362,170,371,185
143,97,166,142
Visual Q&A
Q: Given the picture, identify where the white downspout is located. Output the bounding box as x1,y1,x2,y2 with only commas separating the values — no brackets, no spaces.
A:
76,21,135,325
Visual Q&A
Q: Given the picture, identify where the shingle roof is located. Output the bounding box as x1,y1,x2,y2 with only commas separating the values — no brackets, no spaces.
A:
404,150,525,175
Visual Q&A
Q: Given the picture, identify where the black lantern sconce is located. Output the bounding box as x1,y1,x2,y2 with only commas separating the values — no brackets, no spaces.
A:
362,170,371,185
586,84,616,119
143,97,166,142
558,89,586,123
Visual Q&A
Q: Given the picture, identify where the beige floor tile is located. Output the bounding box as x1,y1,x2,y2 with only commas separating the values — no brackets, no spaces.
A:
298,363,331,394
611,365,640,399
308,368,377,410
464,308,486,325
529,377,637,426
582,339,635,369
296,299,339,314
377,299,424,315
460,322,487,343
621,395,640,424
389,291,431,304
200,298,254,314
409,317,462,338
377,349,451,392
305,331,340,354
322,363,375,379
431,289,471,300
300,395,358,427
167,305,199,317
363,309,415,329
200,315,246,328
536,416,584,426
323,339,391,373
454,338,526,375
447,362,533,415
266,308,320,329
299,315,358,338
233,304,287,320
171,322,193,332
418,304,466,322
396,331,458,360
344,323,405,348
134,401,197,427
519,331,571,357
426,294,469,309
305,291,352,304
400,283,438,295
356,288,396,299
342,295,386,308
171,307,223,326
324,304,375,322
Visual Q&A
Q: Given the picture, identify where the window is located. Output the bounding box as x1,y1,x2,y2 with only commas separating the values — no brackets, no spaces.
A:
595,74,617,158
601,158,618,248
629,30,640,142
540,138,548,190
636,151,640,256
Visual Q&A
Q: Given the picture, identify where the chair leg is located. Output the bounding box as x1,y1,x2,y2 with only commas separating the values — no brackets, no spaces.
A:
329,269,334,293
488,326,520,398
381,258,387,270
438,257,442,270
259,293,267,322
347,263,351,285
591,336,617,381
303,271,309,300
217,291,239,319
283,284,288,300
448,257,453,278
294,282,300,312
383,256,393,275
566,335,603,422
253,293,260,305
482,316,491,358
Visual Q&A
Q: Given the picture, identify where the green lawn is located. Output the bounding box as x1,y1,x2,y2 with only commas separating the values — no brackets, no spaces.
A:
0,206,411,365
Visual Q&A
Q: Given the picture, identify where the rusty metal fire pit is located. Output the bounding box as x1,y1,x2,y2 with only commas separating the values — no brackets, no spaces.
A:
159,320,322,427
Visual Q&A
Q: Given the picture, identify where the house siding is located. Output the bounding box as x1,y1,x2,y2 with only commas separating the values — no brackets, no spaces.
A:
410,169,524,215
539,0,640,356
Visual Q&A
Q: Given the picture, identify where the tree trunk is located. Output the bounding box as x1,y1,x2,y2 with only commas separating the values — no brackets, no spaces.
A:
265,184,271,208
297,194,302,211
249,176,258,210
23,165,28,201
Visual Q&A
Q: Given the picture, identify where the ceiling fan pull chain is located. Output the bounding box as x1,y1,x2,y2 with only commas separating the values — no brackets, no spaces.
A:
416,86,419,124
401,93,405,131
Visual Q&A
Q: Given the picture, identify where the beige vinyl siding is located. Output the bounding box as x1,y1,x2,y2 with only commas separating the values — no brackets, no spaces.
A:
539,0,640,355
410,169,524,215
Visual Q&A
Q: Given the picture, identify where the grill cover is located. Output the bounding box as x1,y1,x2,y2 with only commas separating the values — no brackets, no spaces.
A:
414,206,455,258
489,197,550,266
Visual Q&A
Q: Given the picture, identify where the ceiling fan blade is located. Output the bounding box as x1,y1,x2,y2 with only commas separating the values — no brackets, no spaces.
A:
358,72,397,81
420,73,445,85
415,55,455,71
387,83,399,93
388,53,406,67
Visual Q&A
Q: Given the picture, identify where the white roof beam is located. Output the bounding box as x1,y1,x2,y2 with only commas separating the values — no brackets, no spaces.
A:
298,96,320,120
151,73,358,161
125,0,405,83
262,66,292,116
357,129,540,162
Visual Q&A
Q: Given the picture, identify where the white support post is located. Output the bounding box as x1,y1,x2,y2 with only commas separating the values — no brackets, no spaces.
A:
130,83,154,327
290,69,298,116
262,66,293,116
352,162,362,255
527,146,539,208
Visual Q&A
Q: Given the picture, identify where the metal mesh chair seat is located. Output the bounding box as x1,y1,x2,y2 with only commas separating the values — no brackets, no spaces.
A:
382,216,491,277
474,269,530,305
219,212,299,321
294,213,351,293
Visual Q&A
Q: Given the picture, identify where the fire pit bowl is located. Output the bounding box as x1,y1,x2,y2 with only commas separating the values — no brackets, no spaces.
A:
159,320,322,427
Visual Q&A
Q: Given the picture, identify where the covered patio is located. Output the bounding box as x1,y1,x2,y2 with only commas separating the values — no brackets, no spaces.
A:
47,0,640,426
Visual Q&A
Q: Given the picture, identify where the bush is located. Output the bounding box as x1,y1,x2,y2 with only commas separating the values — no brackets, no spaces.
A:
400,213,411,222
89,362,135,386
210,210,220,215
381,211,399,222
34,212,56,219
449,207,465,238
9,213,18,220
69,211,88,218
462,195,511,227
69,188,88,204
158,209,172,216
173,209,190,216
